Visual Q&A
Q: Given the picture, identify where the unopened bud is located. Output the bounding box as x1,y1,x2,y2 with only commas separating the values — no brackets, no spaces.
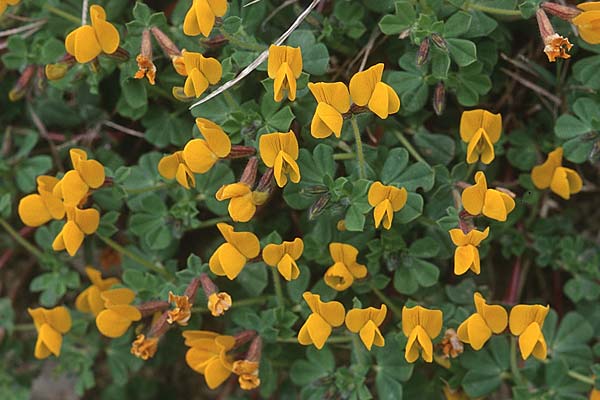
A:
150,27,181,58
200,273,218,297
541,2,581,20
104,47,130,62
228,145,257,159
433,82,446,116
172,86,195,102
416,37,430,66
137,300,170,317
184,276,201,300
240,157,258,186
9,65,35,101
134,29,156,85
234,330,257,348
430,33,448,52
44,63,70,81
537,9,572,62
255,168,274,193
308,193,331,220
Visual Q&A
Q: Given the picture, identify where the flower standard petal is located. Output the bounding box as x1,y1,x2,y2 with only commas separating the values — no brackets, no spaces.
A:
18,194,53,227
196,118,231,158
183,139,217,174
70,26,102,63
90,5,120,54
462,171,487,216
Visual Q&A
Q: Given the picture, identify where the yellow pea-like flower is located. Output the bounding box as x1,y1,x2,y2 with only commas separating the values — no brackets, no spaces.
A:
460,109,502,165
457,292,508,350
461,171,515,222
345,304,387,350
181,51,222,98
0,0,20,16
215,183,257,222
531,147,583,200
183,0,228,37
298,292,345,349
208,292,232,317
324,242,367,291
268,45,303,102
572,2,600,44
509,304,550,360
262,238,304,281
52,206,100,257
259,131,300,188
367,181,408,230
183,118,232,173
53,148,106,206
308,82,350,138
28,306,72,359
17,176,65,227
96,288,142,338
209,223,260,280
75,267,120,316
448,227,489,275
158,151,196,189
233,360,260,390
349,63,400,119
65,5,120,63
401,305,443,363
183,330,236,389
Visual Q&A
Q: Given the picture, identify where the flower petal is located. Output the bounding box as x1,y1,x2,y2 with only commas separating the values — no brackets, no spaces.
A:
461,171,487,216
18,194,52,227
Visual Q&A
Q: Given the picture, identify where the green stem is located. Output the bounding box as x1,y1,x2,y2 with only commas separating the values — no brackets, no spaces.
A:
351,115,367,179
394,130,429,166
510,336,525,385
0,217,43,260
43,5,80,24
372,286,403,320
97,235,173,280
540,359,595,385
219,28,265,52
272,268,285,307
333,152,356,161
13,323,35,331
276,335,352,344
191,295,271,312
125,183,167,195
223,91,239,110
465,162,477,180
467,3,522,16
352,335,370,366
194,216,230,229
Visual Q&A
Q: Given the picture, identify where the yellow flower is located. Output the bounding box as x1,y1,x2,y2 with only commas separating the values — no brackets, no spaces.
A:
590,389,600,400
573,2,600,44
459,109,502,165
209,223,260,280
18,176,65,227
158,151,196,189
509,304,550,360
367,182,408,229
232,360,260,390
183,330,236,389
298,292,345,349
324,242,367,291
96,288,142,338
53,149,106,206
457,293,508,350
131,334,159,360
349,63,400,119
216,183,257,222
345,304,387,350
259,131,300,188
75,267,120,316
0,0,20,16
167,291,192,326
308,82,350,138
183,0,228,37
262,238,304,281
531,147,583,200
52,206,100,257
268,45,303,102
461,171,515,222
208,292,232,317
181,50,222,98
28,306,72,359
65,5,120,63
183,118,232,173
448,227,490,275
402,305,443,363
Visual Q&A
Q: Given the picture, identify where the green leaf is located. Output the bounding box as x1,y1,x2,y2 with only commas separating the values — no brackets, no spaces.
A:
395,193,423,224
396,162,435,192
381,148,409,184
287,31,329,75
447,38,477,67
378,1,416,35
444,11,473,38
409,237,440,258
